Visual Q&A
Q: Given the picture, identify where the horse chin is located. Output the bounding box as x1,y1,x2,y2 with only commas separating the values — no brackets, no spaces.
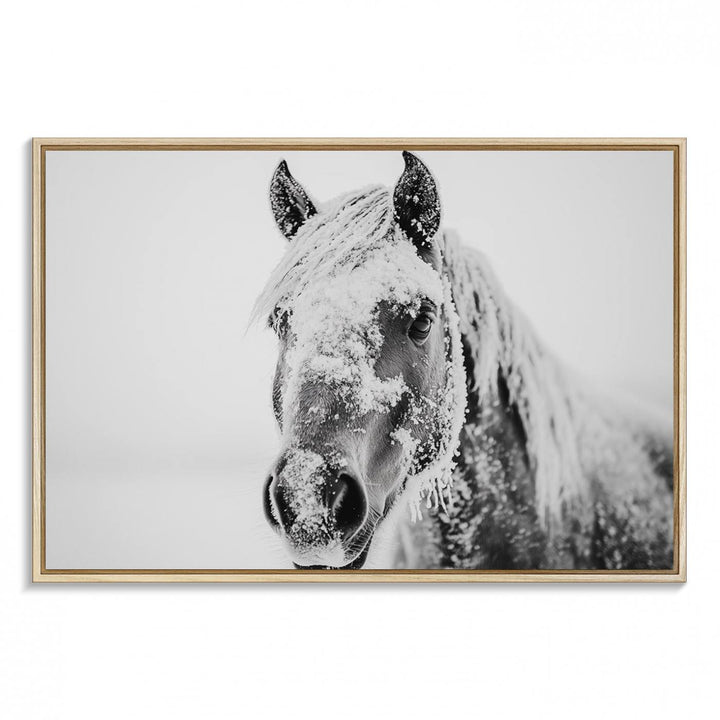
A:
292,535,374,571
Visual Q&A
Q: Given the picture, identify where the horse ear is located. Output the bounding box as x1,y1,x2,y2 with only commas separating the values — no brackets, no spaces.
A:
393,151,441,258
270,160,317,240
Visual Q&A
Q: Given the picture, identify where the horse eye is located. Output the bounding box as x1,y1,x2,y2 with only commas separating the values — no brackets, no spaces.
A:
409,311,434,344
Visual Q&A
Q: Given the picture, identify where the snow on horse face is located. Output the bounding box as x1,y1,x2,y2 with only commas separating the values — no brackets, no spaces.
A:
257,154,466,569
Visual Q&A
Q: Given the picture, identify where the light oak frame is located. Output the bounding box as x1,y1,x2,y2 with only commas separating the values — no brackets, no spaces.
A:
32,138,687,583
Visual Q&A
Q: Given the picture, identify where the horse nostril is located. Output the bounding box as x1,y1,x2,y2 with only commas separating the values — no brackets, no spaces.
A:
327,473,367,541
263,475,279,528
265,475,296,532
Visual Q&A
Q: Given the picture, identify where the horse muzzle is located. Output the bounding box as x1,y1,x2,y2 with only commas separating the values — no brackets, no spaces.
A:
263,448,372,568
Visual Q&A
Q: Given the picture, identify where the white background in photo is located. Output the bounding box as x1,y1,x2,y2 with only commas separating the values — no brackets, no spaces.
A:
44,149,672,568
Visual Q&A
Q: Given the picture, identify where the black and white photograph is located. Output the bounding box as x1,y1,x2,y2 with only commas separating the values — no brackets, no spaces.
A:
36,141,681,577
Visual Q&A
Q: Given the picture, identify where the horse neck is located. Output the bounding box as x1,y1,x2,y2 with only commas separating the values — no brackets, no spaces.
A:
443,232,588,526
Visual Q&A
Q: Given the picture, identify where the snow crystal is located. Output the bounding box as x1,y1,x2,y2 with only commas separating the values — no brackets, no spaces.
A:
279,447,326,526
282,238,443,419
277,447,344,562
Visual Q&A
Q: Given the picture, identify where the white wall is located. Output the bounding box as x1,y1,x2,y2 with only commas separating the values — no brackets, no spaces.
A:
0,1,714,719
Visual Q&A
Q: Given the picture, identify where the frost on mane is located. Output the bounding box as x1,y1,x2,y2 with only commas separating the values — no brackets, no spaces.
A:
443,232,589,529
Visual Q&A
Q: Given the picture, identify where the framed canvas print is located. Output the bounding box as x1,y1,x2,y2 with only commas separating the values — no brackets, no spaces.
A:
31,138,686,582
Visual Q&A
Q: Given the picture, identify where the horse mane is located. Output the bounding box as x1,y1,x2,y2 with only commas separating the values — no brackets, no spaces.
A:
442,232,589,528
253,186,394,323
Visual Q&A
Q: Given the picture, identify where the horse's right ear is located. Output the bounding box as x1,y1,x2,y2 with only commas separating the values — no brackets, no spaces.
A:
393,151,441,261
270,160,317,240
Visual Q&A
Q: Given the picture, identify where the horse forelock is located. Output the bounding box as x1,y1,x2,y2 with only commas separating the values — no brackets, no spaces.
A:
253,186,395,324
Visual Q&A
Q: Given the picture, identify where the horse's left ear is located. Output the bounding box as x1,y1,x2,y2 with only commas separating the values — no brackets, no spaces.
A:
393,151,441,258
270,160,318,240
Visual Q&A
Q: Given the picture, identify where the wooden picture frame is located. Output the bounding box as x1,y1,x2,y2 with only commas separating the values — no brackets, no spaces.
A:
32,138,686,582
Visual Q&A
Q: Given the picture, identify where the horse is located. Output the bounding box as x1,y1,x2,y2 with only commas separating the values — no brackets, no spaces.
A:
255,152,674,570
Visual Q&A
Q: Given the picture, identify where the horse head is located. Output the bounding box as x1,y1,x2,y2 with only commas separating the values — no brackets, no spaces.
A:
257,152,466,569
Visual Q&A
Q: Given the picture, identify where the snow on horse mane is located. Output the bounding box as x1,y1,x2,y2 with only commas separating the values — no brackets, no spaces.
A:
255,186,410,321
444,234,588,526
255,184,663,532
445,232,671,530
